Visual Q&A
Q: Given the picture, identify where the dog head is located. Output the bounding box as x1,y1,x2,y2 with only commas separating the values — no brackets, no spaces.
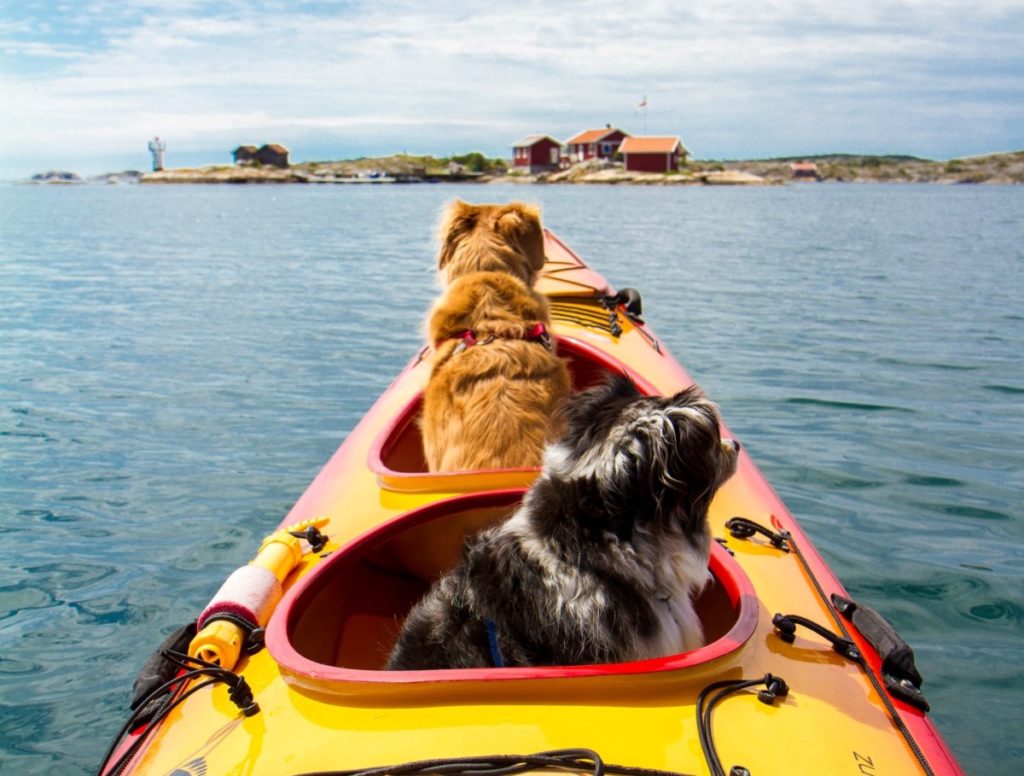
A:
545,375,740,539
437,200,546,286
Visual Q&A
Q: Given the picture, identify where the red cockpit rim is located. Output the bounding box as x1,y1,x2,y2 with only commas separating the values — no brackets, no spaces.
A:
367,336,663,491
266,490,758,689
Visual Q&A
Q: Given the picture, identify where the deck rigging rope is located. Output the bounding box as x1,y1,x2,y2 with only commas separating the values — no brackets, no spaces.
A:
723,517,790,551
780,525,936,776
726,514,936,776
293,749,695,776
696,674,789,776
98,651,259,776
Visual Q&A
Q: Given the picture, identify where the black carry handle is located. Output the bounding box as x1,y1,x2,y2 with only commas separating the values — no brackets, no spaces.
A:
832,594,929,712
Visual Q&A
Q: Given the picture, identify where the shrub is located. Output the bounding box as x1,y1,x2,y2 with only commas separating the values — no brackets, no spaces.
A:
448,152,506,173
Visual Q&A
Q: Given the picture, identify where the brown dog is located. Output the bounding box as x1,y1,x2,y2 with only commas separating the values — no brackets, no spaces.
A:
422,200,571,472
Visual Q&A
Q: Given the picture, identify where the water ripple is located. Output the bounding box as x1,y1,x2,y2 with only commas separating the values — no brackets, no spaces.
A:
968,600,1024,624
902,474,964,488
785,396,916,413
935,503,1014,522
982,383,1024,396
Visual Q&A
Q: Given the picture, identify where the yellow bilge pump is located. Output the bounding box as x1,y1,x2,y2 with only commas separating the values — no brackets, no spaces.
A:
189,517,329,669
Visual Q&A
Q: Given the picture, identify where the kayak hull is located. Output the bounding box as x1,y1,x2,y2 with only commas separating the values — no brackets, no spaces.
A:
103,231,962,776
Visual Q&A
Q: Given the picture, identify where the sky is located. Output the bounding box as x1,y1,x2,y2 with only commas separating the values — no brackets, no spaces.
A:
1,0,1023,178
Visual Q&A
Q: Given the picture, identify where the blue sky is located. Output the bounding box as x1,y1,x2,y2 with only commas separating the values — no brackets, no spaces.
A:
1,0,1023,177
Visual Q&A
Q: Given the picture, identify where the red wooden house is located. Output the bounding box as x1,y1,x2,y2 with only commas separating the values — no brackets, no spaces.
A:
618,136,689,173
512,135,562,173
257,143,290,168
232,145,258,165
565,126,630,163
790,161,820,179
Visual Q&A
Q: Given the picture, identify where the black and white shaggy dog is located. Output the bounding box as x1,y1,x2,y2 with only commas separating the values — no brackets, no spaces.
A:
386,375,740,670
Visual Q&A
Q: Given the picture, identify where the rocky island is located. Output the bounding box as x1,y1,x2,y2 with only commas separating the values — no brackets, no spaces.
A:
28,150,1024,186
138,150,1024,186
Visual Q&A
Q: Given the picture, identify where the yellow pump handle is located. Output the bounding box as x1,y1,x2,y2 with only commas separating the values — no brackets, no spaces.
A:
188,516,330,668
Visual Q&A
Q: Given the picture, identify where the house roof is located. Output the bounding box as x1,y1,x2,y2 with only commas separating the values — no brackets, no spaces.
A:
619,136,689,155
512,134,561,148
259,143,290,154
790,162,818,171
234,145,258,153
565,127,627,145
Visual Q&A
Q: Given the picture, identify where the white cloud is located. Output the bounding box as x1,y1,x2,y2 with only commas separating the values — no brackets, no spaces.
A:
1,40,83,58
1,0,1022,175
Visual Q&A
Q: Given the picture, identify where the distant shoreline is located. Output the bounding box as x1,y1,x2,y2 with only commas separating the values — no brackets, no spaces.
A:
24,150,1024,186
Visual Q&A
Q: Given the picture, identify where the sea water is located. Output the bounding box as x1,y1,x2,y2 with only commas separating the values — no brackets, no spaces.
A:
1,182,1021,774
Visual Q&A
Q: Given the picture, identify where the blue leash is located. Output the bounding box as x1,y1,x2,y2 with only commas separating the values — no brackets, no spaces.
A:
484,619,505,667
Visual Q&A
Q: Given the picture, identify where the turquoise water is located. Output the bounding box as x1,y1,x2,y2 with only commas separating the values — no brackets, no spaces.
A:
1,182,1022,774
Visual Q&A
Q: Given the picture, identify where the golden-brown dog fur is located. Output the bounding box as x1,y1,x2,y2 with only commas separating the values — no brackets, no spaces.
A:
422,200,571,472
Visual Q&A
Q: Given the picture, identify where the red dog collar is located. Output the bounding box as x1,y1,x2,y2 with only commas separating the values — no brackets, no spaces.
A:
523,322,553,350
448,323,553,355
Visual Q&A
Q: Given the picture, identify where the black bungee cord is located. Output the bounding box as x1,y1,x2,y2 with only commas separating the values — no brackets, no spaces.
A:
696,673,789,776
294,749,695,776
98,650,259,776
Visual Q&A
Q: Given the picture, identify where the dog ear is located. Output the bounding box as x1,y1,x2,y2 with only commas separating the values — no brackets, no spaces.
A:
437,199,478,271
605,372,642,400
669,385,723,432
496,203,545,274
561,373,640,435
670,384,706,406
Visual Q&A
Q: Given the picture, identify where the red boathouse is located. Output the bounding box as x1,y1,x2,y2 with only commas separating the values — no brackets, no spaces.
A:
512,135,562,173
619,136,689,173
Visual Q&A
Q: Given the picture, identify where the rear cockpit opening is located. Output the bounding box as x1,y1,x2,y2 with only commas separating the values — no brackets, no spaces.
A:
268,490,756,689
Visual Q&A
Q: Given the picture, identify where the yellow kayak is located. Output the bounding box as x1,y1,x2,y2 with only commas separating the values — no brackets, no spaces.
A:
101,231,962,776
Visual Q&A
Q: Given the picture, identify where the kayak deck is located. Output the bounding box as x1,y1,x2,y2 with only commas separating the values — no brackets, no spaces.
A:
110,232,961,776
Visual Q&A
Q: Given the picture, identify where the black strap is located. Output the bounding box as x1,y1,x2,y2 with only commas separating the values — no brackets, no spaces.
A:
199,611,267,656
724,517,790,552
130,621,196,718
832,594,929,711
771,613,861,661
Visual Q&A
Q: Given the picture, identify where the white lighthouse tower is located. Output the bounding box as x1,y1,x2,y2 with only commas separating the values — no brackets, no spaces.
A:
147,136,166,171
